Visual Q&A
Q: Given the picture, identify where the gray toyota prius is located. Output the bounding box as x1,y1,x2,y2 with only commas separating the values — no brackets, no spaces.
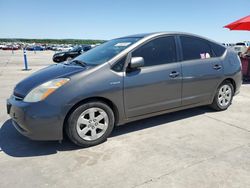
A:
7,32,242,147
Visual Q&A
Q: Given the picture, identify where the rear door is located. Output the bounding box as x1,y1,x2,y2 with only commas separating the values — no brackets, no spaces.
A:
179,35,224,105
124,36,182,117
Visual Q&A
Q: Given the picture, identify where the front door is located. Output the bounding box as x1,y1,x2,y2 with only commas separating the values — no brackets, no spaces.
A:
124,36,182,118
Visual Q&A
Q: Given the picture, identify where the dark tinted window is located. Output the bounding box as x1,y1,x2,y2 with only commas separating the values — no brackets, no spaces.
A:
236,43,245,46
180,36,212,61
83,46,91,51
210,42,226,57
72,47,81,52
132,36,177,67
112,56,126,72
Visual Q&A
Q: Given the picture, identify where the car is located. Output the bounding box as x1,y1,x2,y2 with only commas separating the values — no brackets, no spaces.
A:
1,45,19,50
53,45,73,51
7,32,242,147
0,44,6,49
26,45,44,51
233,42,250,55
52,45,92,63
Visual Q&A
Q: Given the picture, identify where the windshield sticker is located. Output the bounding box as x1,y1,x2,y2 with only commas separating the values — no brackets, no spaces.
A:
115,42,131,47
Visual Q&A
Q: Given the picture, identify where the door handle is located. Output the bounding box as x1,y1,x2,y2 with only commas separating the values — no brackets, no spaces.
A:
213,64,222,70
169,71,180,78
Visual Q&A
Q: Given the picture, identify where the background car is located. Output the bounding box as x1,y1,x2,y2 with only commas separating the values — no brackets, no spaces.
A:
233,42,250,55
0,44,5,49
52,45,92,62
1,45,19,50
26,45,44,51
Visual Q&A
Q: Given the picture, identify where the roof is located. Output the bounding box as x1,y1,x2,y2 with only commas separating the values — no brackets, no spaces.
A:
118,32,222,46
120,32,159,38
119,31,206,38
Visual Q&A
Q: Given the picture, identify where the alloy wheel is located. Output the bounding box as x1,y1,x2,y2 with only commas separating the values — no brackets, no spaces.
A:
76,107,109,141
218,85,232,107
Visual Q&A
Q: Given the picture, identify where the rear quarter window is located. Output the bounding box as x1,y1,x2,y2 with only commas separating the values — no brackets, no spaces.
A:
210,42,226,57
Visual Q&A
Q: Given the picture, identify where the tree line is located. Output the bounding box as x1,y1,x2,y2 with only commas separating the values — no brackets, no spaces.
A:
0,38,106,45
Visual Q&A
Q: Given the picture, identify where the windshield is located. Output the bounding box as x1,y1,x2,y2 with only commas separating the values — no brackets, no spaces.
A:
75,37,141,65
70,46,80,51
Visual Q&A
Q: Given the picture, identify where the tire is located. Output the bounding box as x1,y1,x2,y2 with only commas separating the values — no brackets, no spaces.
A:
210,81,234,111
66,101,115,147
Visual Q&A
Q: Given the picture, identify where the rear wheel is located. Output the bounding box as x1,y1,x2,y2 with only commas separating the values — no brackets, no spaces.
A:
66,101,115,147
210,81,234,111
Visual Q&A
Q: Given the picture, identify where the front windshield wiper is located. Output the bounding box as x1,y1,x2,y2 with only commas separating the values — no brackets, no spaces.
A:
70,59,88,67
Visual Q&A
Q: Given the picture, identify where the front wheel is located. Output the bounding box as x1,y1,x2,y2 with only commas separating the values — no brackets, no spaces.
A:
210,81,234,111
66,101,115,147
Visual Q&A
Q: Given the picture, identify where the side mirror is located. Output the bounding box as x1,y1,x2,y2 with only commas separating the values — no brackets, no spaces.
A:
129,57,144,69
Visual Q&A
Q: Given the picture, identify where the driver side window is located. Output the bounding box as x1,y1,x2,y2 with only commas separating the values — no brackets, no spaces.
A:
132,36,177,67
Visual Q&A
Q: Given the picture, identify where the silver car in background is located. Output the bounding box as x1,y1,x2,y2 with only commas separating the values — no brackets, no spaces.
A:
234,42,250,55
7,32,242,147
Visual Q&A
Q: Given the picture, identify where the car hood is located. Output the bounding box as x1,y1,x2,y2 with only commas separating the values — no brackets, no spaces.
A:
14,63,87,98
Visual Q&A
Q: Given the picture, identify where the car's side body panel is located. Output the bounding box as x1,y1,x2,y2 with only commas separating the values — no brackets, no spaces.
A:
124,63,182,117
180,57,224,106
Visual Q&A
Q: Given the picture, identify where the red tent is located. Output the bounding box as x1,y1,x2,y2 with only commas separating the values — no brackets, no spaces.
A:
224,15,250,31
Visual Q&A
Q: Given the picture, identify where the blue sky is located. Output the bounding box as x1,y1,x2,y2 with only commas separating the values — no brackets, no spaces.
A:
0,0,249,43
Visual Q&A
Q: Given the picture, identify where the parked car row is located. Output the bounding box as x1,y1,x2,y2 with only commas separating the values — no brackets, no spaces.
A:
26,45,45,51
0,44,20,50
46,45,74,51
222,43,235,47
0,43,99,52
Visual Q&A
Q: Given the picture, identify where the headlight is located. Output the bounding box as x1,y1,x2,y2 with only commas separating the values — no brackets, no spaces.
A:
23,78,70,102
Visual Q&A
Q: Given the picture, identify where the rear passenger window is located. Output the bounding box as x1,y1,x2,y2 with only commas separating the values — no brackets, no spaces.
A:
180,36,212,61
132,36,177,67
210,42,226,57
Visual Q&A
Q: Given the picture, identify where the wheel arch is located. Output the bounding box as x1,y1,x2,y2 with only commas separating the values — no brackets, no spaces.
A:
223,78,236,93
210,77,237,104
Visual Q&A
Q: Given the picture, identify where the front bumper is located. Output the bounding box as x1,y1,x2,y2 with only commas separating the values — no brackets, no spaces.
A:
7,96,64,141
